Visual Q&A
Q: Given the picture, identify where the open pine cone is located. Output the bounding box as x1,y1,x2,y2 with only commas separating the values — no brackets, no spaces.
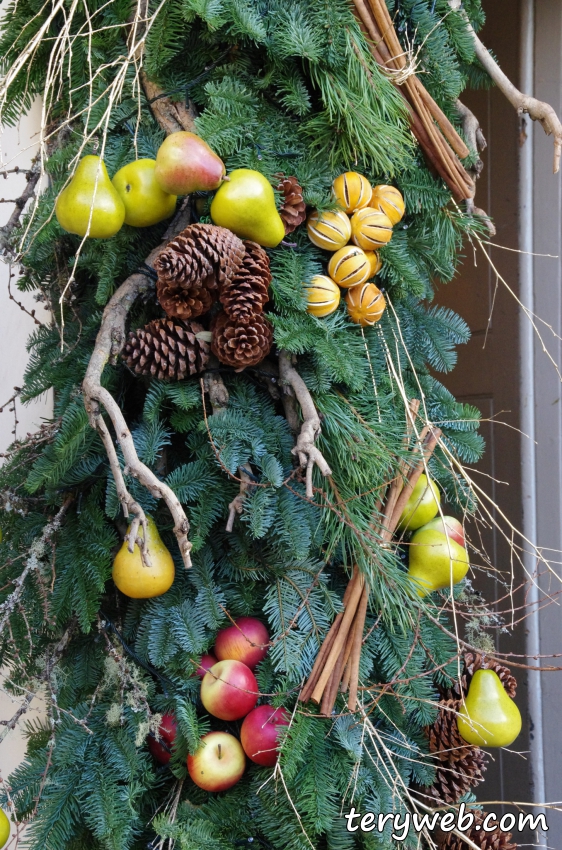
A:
437,810,517,850
211,311,273,370
427,700,475,763
157,277,215,321
423,746,488,805
440,652,517,701
277,174,306,234
219,240,271,323
154,223,245,292
122,319,210,381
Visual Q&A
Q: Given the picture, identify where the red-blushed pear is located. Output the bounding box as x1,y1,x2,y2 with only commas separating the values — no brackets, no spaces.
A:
154,131,225,196
200,659,258,721
422,515,465,548
214,617,269,669
195,652,218,678
240,704,290,767
407,527,469,597
187,731,245,792
147,712,177,765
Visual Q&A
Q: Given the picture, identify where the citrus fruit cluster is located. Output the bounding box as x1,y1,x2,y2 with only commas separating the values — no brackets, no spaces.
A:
305,172,405,326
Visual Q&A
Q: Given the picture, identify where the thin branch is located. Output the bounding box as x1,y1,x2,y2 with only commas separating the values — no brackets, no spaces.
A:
278,350,332,499
450,0,562,172
0,159,41,255
226,466,254,532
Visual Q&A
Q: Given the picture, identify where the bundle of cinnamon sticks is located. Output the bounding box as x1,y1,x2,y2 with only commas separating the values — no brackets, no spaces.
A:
299,400,442,716
353,0,474,202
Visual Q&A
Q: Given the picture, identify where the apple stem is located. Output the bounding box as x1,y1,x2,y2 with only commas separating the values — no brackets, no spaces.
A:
222,175,230,182
218,743,222,759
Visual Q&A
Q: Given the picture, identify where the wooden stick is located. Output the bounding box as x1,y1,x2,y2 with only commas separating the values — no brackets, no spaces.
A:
311,573,365,704
348,584,370,711
300,567,359,702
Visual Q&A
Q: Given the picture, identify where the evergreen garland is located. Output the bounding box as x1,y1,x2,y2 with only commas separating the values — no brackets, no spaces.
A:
0,0,517,848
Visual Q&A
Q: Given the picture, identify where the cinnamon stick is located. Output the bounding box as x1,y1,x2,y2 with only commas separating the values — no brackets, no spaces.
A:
348,584,370,711
310,573,365,704
320,619,357,715
413,77,470,159
300,568,359,702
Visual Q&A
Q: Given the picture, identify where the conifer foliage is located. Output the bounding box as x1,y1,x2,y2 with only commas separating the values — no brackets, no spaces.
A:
0,1,521,848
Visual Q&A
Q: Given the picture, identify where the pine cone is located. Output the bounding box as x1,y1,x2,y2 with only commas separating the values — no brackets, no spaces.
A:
154,224,245,291
122,319,210,381
157,277,215,321
220,241,271,322
437,810,517,850
440,653,517,701
211,311,273,370
276,174,306,234
427,700,475,763
424,748,488,805
464,652,517,698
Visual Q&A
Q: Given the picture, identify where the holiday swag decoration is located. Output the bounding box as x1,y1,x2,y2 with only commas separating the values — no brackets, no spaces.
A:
0,1,562,849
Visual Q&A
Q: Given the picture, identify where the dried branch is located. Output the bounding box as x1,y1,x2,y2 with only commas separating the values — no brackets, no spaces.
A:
82,228,193,568
450,0,562,173
0,624,73,744
202,358,230,414
0,496,72,638
226,466,254,532
278,350,332,499
0,159,41,255
141,72,197,135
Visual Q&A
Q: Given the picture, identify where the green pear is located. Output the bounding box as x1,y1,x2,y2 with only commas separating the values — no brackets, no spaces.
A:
397,473,440,531
457,669,522,747
407,526,469,596
56,155,125,238
422,515,465,548
210,169,285,247
112,159,177,227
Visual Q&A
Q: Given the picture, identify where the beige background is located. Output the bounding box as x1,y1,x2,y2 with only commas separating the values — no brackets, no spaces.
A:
0,100,51,789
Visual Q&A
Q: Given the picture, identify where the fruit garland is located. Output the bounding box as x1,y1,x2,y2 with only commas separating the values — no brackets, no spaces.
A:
305,171,404,326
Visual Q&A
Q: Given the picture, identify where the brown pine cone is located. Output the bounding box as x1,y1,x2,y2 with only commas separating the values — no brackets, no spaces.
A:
424,747,488,805
220,241,271,322
437,810,517,850
276,174,306,234
157,277,215,321
122,319,210,381
441,653,517,701
155,224,245,292
463,652,517,698
427,700,475,763
211,310,273,370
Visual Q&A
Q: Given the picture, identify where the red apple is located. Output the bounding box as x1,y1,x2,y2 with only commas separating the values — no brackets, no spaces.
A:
422,515,465,548
154,131,225,195
240,704,290,767
147,712,177,764
195,652,218,678
200,659,258,721
187,731,245,791
214,617,269,669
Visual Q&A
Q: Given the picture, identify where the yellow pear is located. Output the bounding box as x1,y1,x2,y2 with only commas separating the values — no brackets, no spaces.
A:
398,473,440,531
112,516,174,599
457,669,522,747
407,526,469,596
0,809,9,848
56,155,125,238
112,159,177,227
210,169,285,247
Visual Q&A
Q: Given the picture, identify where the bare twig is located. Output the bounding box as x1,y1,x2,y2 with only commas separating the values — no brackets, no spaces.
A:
202,360,230,414
0,159,41,255
0,497,72,638
278,350,332,499
226,466,254,531
450,0,562,173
